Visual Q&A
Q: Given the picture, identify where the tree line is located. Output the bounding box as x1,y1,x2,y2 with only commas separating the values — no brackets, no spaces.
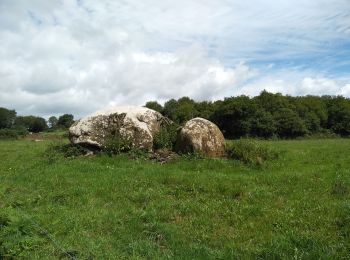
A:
1,91,350,139
0,108,74,133
145,90,350,138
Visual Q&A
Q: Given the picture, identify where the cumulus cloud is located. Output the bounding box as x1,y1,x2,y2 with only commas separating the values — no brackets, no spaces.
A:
0,0,349,118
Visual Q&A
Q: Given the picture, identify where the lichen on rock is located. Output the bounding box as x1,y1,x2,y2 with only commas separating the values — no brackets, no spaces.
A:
175,117,225,157
69,106,166,150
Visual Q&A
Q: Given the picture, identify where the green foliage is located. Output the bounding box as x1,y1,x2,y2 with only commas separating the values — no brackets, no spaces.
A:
163,97,199,124
0,210,44,258
14,116,47,133
273,108,308,138
153,124,178,150
128,147,149,160
144,101,163,113
211,96,257,138
47,116,58,129
226,139,279,165
101,133,132,156
0,107,16,129
250,110,276,138
326,96,350,136
0,129,21,140
57,114,74,129
2,90,350,139
44,143,87,163
0,128,28,140
335,203,350,239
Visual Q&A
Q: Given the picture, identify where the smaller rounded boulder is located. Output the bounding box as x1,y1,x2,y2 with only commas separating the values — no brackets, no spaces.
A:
175,117,225,157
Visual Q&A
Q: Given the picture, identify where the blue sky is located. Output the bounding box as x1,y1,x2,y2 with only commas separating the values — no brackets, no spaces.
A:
0,0,349,117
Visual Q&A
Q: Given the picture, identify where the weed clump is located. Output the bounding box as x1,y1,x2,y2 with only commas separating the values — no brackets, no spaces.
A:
0,211,44,258
226,139,279,165
44,143,88,163
331,179,348,196
153,124,178,150
101,133,132,156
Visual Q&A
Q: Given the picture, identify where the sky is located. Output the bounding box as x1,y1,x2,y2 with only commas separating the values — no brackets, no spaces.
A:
0,0,350,118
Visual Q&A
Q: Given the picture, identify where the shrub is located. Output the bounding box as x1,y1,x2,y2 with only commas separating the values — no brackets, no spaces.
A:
153,124,178,150
302,129,340,139
59,144,87,158
0,128,28,140
101,133,132,156
44,143,87,163
226,139,279,165
128,147,149,160
0,129,18,139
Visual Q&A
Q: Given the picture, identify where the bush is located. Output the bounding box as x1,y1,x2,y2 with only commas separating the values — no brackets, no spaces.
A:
101,134,132,156
44,143,87,163
302,129,340,139
226,139,279,165
0,128,28,140
153,124,178,150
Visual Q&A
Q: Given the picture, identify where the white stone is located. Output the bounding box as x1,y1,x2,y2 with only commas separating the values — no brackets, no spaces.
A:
69,106,165,150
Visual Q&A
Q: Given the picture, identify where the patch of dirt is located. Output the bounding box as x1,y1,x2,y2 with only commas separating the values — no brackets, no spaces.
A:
149,149,179,164
24,132,66,141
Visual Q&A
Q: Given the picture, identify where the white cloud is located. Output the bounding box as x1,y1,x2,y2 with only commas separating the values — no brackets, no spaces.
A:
238,70,350,97
0,0,349,118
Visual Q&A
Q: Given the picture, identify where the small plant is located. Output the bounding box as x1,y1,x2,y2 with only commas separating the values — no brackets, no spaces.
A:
44,143,87,163
0,211,44,257
102,133,132,156
226,139,279,165
331,179,348,196
128,147,149,160
153,123,178,150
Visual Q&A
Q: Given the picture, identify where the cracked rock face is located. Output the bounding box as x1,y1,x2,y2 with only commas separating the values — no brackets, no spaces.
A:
69,106,165,150
175,117,225,157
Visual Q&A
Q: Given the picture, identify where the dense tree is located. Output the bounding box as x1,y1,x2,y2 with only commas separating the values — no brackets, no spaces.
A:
254,90,291,113
210,96,257,138
163,99,179,123
14,116,47,133
195,101,215,120
1,91,350,139
0,107,16,129
158,91,350,138
273,108,308,138
326,96,350,136
250,110,276,138
57,114,74,128
48,116,58,129
176,97,199,123
163,97,199,124
145,101,163,113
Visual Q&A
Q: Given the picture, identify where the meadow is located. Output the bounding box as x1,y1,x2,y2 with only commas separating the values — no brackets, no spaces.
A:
0,135,349,259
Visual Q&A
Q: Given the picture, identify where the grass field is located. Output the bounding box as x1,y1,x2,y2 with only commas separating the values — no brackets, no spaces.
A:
1,135,350,259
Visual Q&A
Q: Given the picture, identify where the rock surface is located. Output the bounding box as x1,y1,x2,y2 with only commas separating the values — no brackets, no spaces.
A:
69,106,167,150
175,117,225,157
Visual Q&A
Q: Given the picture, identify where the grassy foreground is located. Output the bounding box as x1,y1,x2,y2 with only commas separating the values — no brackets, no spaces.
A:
0,136,350,259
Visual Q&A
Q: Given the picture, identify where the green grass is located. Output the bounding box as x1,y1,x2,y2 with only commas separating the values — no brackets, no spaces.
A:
1,136,350,259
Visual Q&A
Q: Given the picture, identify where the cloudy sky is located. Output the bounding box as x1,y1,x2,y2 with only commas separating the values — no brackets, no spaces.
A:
1,0,350,118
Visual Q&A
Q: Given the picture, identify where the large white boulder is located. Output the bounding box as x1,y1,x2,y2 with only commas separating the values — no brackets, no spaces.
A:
69,106,166,150
175,117,225,157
